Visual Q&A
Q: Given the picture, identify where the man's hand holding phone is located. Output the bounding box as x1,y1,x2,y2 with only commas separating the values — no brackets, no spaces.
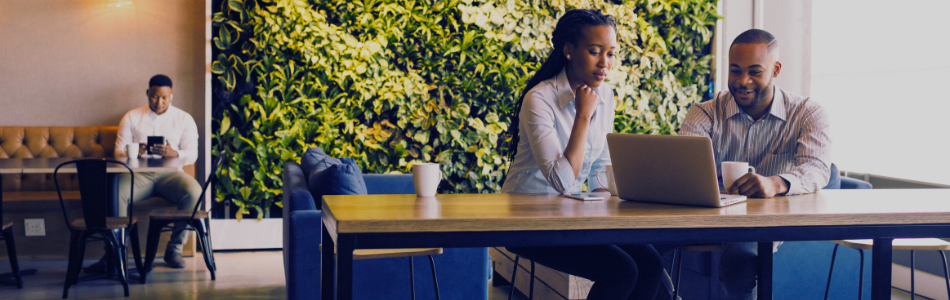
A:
148,141,179,157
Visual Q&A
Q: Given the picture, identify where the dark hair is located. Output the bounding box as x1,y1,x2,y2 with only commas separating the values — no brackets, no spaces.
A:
505,9,617,168
730,29,778,53
149,74,173,88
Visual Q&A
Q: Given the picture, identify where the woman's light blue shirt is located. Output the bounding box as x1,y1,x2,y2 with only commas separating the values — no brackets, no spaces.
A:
502,68,615,194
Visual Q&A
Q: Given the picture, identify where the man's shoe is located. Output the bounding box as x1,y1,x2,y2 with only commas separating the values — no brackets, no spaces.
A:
164,251,186,269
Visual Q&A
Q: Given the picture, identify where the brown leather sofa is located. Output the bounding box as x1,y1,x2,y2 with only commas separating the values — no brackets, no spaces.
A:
1,126,118,192
0,126,194,259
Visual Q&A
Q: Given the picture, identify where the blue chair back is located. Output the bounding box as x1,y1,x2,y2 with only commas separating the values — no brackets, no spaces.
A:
824,163,872,190
363,174,415,195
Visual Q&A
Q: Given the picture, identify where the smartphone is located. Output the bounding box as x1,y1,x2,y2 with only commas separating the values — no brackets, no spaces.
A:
562,193,604,201
146,136,164,155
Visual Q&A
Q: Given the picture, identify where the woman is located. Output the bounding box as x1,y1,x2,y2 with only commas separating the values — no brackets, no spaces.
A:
501,9,662,300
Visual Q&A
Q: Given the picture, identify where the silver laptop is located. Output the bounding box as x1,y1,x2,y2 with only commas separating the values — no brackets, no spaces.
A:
606,133,747,207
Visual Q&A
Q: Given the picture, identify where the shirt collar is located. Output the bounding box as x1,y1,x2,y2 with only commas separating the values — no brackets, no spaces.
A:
727,86,787,121
555,68,606,108
769,86,787,121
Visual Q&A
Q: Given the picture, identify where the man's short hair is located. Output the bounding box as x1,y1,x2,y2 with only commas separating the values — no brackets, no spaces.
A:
149,74,173,88
731,29,779,55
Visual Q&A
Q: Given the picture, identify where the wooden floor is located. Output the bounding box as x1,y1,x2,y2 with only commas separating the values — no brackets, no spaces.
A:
0,251,921,299
0,251,285,300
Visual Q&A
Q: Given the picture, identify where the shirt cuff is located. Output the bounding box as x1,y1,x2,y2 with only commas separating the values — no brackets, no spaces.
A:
778,174,802,195
550,155,578,193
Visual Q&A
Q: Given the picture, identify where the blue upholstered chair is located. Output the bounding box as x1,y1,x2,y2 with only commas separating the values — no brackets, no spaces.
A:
282,148,489,300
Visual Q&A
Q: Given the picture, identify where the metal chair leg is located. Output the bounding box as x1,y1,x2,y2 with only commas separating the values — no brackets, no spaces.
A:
939,250,950,299
193,220,216,280
528,261,535,300
128,224,143,282
508,255,520,300
911,250,915,300
3,227,23,289
105,230,129,297
427,255,441,300
673,248,683,300
410,256,416,300
824,244,839,300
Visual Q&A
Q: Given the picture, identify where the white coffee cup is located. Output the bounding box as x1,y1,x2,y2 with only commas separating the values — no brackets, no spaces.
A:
595,164,618,196
127,143,139,159
722,161,756,192
412,163,442,197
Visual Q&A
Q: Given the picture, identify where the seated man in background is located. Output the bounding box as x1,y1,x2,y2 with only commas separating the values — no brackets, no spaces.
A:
85,74,201,273
658,29,832,300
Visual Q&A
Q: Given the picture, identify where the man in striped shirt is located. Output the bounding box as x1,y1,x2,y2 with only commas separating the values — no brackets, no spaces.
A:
676,29,831,299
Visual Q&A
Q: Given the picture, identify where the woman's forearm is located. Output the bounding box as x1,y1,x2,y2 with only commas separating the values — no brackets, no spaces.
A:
564,117,591,179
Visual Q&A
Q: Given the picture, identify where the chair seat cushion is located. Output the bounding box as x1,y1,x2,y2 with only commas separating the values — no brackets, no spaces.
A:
71,217,136,230
149,207,209,220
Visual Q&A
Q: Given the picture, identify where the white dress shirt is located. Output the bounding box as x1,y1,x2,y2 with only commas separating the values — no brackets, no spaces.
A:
115,105,199,165
502,68,615,194
678,86,832,195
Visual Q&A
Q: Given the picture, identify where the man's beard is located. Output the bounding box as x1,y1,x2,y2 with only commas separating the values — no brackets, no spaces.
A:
733,79,773,109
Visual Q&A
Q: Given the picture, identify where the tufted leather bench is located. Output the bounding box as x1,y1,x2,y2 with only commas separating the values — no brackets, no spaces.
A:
0,126,195,259
1,126,118,193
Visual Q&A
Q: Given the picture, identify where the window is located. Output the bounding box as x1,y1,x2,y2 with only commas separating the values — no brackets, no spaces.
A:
812,0,950,184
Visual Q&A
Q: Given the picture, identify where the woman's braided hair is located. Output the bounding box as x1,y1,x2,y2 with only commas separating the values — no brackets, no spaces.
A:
503,9,617,184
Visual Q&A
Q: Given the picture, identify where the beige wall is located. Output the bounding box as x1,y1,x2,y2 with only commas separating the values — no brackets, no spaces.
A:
0,0,206,171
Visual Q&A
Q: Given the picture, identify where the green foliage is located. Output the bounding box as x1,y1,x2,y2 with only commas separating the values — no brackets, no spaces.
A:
211,0,719,218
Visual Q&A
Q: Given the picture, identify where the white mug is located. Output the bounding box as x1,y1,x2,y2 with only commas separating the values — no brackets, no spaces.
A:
127,143,139,159
412,163,442,197
595,164,618,196
722,161,756,192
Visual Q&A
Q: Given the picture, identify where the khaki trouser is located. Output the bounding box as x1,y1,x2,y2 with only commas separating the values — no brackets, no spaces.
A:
117,171,201,253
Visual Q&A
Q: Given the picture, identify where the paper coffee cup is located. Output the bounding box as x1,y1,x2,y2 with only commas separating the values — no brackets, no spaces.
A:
127,143,139,159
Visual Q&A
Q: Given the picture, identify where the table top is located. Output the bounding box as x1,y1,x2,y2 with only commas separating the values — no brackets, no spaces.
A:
0,157,183,173
322,189,950,234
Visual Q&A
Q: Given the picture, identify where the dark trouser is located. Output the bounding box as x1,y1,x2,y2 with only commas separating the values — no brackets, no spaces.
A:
506,244,663,300
654,242,778,300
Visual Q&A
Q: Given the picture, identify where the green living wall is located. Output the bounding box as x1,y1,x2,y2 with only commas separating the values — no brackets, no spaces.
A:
211,0,718,219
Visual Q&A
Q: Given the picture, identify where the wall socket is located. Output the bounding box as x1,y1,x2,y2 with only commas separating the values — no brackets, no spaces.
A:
24,218,46,236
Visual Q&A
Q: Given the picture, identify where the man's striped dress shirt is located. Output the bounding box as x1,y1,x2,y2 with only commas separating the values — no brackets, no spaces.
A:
678,86,832,195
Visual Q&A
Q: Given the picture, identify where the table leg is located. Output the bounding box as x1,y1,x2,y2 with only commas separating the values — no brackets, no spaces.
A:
757,242,773,300
336,234,355,300
322,225,336,300
871,237,894,300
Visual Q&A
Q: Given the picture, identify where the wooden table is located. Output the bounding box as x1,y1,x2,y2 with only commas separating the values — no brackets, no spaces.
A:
1,157,184,216
321,190,950,300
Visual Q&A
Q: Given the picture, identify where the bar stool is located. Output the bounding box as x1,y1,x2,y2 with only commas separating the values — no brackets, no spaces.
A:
328,245,443,299
824,239,950,300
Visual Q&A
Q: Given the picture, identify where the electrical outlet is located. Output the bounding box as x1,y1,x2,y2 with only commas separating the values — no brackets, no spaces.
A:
24,218,46,236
